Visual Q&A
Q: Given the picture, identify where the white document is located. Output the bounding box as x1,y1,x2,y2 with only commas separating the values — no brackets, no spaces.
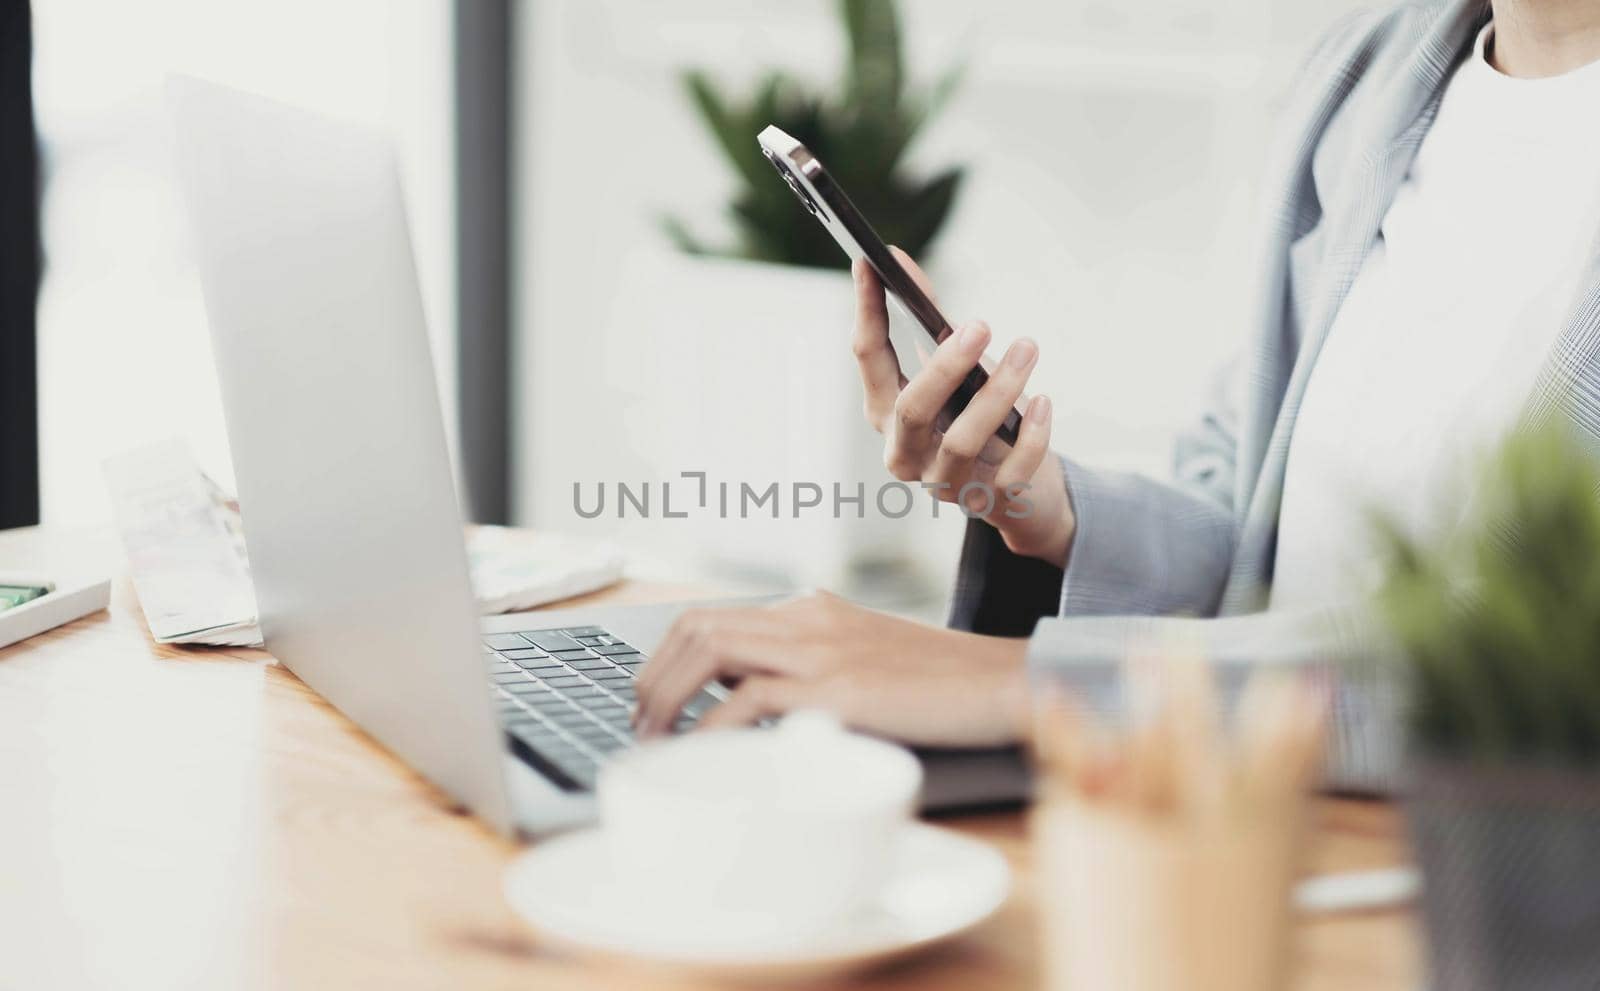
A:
104,441,260,645
104,441,624,648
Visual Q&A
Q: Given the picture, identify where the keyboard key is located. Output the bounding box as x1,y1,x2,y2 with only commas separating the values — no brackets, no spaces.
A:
562,626,605,637
573,636,606,647
484,633,532,651
541,747,590,771
503,681,548,696
549,648,594,662
543,732,583,749
520,631,583,652
566,657,613,671
491,672,531,685
561,764,599,790
588,667,631,681
501,647,548,661
541,675,588,689
593,644,639,656
519,735,568,756
558,733,593,753
614,657,644,668
685,691,721,712
518,662,567,676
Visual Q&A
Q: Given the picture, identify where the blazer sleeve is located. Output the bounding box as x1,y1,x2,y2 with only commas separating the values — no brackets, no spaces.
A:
1025,604,1405,792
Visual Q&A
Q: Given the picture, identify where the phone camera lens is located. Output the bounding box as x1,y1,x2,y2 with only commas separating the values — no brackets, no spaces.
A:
769,151,824,218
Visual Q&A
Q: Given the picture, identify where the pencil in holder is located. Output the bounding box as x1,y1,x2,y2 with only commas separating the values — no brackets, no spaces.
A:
1031,656,1328,991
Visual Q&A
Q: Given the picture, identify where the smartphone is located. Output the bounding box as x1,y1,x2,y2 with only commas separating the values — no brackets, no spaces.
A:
757,125,1021,446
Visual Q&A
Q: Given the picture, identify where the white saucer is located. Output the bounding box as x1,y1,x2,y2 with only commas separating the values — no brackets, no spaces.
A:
503,822,1012,981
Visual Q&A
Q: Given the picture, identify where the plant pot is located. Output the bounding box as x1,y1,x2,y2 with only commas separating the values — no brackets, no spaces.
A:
601,248,948,595
1406,758,1600,991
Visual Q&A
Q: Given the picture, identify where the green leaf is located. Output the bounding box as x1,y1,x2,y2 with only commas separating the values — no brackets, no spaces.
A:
671,0,966,268
884,168,963,258
658,214,709,255
684,70,768,190
841,0,903,112
925,61,967,121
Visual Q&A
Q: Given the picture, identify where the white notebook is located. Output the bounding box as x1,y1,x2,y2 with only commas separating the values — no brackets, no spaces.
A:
104,441,623,648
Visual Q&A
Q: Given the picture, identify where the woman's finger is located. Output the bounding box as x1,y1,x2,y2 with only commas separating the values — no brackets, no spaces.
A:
886,321,991,477
634,621,802,736
851,260,901,429
994,395,1053,508
633,607,746,720
933,337,1038,480
635,606,779,691
694,676,816,732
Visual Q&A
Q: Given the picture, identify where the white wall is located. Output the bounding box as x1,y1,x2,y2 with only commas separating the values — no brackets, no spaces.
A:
512,0,1367,595
32,0,455,524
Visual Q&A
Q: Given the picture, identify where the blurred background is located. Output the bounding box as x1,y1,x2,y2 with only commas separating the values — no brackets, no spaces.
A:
15,0,1367,617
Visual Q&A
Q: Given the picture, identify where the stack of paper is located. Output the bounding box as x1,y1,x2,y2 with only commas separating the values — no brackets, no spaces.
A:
104,441,624,648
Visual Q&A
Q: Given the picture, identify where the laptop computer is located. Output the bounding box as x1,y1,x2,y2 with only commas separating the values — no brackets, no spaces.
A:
168,77,1028,836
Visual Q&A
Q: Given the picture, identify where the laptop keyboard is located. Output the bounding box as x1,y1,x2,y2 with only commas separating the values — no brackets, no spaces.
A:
483,626,720,791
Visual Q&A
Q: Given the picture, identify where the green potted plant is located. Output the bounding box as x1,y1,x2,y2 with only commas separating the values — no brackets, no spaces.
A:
617,0,970,593
1376,423,1600,990
663,0,965,269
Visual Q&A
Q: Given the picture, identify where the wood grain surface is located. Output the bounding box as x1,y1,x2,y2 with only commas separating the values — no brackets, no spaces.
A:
0,526,1420,990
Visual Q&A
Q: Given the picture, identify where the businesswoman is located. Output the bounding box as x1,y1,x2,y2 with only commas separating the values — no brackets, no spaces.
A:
635,0,1600,786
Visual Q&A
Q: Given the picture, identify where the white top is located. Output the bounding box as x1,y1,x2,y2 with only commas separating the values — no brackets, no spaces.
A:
1271,24,1600,609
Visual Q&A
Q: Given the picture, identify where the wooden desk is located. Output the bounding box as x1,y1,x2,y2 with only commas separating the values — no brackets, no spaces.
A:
0,526,1420,990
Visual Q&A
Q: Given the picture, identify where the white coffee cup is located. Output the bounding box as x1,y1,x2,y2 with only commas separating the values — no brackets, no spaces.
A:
596,711,922,946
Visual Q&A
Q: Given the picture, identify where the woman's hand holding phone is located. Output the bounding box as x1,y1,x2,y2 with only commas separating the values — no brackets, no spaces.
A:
852,249,1075,569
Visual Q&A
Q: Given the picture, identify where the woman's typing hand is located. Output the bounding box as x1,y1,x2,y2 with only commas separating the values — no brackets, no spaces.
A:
632,591,1030,744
